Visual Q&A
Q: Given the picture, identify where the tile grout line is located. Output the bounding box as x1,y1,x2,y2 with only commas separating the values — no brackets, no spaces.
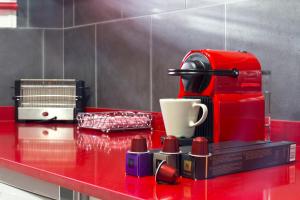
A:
63,2,229,30
62,0,65,78
26,0,30,27
121,3,124,18
149,16,153,111
224,2,227,50
94,25,98,107
62,0,65,28
2,27,63,30
99,25,103,107
60,0,250,31
42,30,45,79
62,27,65,78
73,0,75,27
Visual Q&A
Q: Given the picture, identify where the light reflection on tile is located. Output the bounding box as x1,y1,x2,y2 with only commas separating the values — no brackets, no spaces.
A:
121,0,185,17
152,6,225,111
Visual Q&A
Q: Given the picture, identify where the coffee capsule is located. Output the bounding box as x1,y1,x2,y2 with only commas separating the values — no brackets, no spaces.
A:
191,137,208,156
130,135,147,153
155,160,178,184
162,135,179,153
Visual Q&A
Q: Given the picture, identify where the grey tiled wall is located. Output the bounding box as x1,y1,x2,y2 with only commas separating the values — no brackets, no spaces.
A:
63,0,300,120
0,29,43,105
0,0,299,120
64,26,96,106
17,0,63,28
98,17,151,110
0,0,63,106
44,30,63,79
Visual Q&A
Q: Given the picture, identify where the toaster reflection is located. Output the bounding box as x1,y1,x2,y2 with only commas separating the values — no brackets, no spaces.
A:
17,125,76,168
76,132,152,154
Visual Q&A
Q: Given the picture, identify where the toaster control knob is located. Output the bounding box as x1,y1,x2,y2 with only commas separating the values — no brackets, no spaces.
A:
42,112,49,117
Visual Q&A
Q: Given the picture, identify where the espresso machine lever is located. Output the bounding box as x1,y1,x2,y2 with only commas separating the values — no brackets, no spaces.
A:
168,68,239,77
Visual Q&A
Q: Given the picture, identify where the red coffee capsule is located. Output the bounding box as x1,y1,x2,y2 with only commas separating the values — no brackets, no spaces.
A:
162,135,179,153
191,137,209,156
155,161,178,184
130,135,148,153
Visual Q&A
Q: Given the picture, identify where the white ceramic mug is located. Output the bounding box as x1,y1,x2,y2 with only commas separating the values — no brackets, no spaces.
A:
159,99,208,138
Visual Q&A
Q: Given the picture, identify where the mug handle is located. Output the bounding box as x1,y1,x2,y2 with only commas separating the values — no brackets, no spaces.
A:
189,103,208,127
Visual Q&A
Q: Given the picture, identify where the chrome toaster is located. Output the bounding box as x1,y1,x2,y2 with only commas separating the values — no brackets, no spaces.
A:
14,79,86,121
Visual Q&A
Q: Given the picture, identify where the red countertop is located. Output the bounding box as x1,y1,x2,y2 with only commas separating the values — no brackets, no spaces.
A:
0,106,300,200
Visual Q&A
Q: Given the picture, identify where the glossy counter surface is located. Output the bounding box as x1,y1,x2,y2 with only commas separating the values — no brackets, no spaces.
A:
0,110,300,199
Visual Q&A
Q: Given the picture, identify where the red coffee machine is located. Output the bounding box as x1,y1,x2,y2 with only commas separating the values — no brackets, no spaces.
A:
168,49,265,142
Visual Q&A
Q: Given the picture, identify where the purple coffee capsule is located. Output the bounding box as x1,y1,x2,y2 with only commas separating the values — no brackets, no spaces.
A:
126,135,153,177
